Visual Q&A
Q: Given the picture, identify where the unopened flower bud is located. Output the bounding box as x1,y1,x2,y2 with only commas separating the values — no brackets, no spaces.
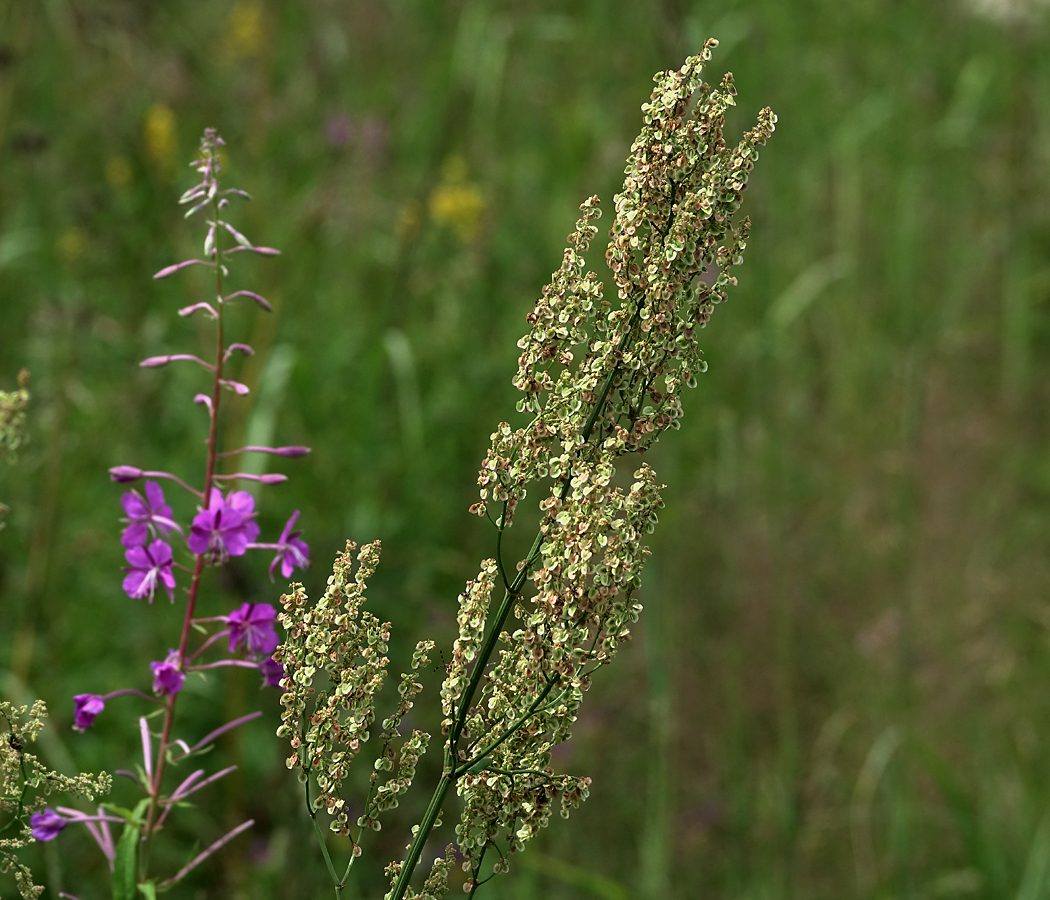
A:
109,466,143,483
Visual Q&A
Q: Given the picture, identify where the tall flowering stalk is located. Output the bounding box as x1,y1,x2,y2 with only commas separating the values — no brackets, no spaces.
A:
277,43,775,900
43,130,310,897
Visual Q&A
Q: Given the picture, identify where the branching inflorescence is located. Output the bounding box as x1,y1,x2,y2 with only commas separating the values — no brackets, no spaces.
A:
0,369,30,532
277,43,774,900
0,701,110,900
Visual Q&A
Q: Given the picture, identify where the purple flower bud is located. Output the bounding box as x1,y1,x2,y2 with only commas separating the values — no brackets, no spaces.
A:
72,694,105,732
224,343,254,361
219,220,253,248
221,246,280,258
151,650,185,696
226,603,279,657
178,302,219,319
109,466,143,483
214,473,288,485
153,259,216,279
218,446,311,458
30,808,68,841
271,446,310,458
139,354,214,371
259,654,284,689
223,290,273,312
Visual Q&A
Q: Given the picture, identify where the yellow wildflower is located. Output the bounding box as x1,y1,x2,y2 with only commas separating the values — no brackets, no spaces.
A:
57,227,87,264
428,156,485,242
225,0,266,60
143,104,176,170
105,156,132,190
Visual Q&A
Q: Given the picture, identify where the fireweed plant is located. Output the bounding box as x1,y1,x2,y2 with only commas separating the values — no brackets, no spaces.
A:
32,130,311,897
276,44,775,900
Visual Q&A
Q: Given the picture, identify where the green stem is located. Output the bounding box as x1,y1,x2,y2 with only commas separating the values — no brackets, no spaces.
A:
305,773,343,900
390,314,644,900
390,260,650,898
460,674,559,772
388,774,453,899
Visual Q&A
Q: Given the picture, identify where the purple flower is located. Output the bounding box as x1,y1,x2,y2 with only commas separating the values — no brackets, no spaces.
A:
269,510,310,581
122,539,176,603
259,654,284,689
324,112,354,149
226,603,279,657
30,808,68,841
151,650,185,696
120,480,179,548
72,694,105,732
188,488,260,560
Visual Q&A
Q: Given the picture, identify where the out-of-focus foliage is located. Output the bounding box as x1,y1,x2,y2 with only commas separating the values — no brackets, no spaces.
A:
2,1,1050,898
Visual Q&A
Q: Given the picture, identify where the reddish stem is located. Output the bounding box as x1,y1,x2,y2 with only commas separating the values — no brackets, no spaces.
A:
140,188,227,878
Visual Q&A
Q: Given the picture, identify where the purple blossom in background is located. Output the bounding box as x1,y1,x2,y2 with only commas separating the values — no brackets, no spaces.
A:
259,654,284,689
72,694,105,732
120,480,179,548
30,808,68,841
324,112,353,148
188,488,260,559
123,539,176,603
360,116,389,158
269,510,310,581
227,603,279,657
151,650,185,696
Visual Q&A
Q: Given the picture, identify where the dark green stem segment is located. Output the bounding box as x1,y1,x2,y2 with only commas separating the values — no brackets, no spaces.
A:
305,775,344,900
392,282,650,899
389,301,645,900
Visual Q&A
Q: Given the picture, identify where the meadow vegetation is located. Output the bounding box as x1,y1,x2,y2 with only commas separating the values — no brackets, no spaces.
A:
2,1,1050,898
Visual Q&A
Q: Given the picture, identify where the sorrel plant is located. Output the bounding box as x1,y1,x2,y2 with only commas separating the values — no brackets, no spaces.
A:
275,41,775,899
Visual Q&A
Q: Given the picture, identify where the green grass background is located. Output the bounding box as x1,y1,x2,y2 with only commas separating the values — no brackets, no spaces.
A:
3,0,1050,897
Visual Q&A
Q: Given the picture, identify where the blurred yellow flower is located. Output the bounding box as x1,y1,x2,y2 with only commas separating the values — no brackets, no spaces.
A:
105,155,132,190
57,227,87,264
225,0,266,60
396,199,423,241
143,104,176,170
428,156,485,242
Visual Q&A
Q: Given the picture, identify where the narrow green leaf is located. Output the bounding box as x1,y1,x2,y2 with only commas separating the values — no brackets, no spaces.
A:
137,881,157,900
129,798,152,826
112,822,139,900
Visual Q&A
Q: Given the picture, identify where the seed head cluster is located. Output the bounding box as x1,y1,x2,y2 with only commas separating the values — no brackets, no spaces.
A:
1,701,110,899
451,40,775,881
276,541,435,843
